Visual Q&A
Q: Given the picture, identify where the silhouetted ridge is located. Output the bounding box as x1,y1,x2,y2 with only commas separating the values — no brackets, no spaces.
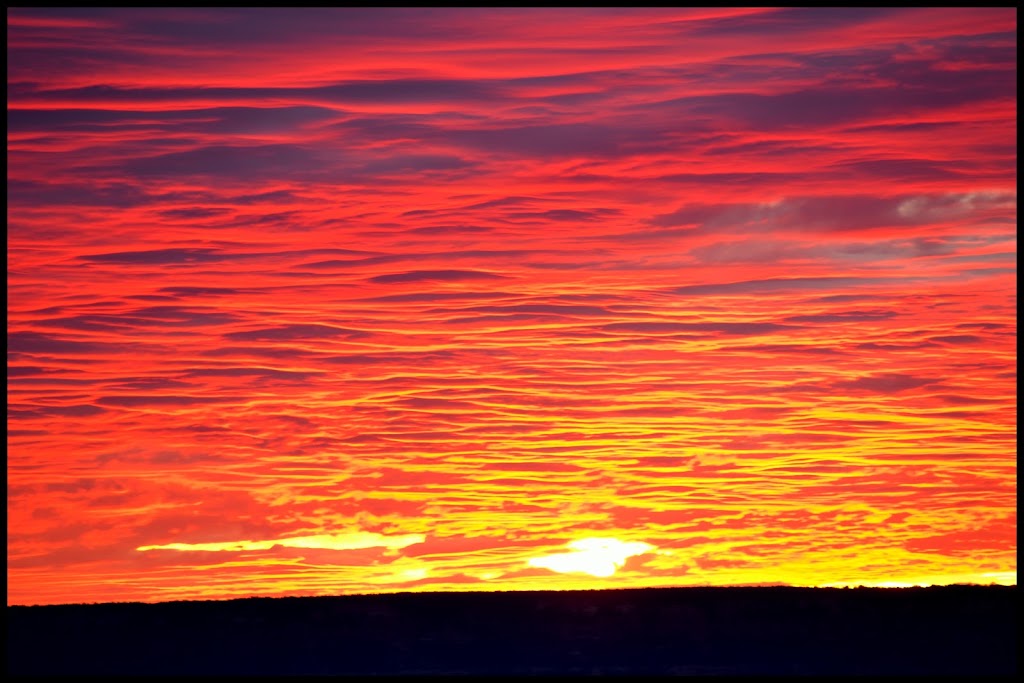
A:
7,586,1016,675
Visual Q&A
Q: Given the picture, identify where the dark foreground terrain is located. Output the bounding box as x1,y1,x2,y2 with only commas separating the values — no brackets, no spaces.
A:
7,585,1017,676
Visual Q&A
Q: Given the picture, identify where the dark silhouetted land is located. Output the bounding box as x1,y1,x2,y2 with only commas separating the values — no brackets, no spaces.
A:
7,585,1017,676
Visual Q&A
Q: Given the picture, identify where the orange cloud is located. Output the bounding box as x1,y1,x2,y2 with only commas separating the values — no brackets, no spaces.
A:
137,532,426,553
7,7,1016,606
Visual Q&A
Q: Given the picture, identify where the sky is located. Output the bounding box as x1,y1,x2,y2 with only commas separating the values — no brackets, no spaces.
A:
7,7,1017,606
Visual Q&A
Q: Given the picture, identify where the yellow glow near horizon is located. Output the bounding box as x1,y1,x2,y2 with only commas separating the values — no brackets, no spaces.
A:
527,538,655,578
821,571,1017,588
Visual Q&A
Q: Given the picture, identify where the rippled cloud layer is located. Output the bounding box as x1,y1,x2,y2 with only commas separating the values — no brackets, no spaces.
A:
8,7,1016,605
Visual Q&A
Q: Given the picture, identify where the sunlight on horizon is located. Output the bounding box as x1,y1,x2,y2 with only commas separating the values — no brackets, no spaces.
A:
527,538,655,578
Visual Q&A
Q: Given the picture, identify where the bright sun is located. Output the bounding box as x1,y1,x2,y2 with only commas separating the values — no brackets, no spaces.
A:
527,538,654,578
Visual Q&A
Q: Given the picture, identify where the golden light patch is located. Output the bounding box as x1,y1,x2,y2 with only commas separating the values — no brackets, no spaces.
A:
399,567,430,581
528,538,654,578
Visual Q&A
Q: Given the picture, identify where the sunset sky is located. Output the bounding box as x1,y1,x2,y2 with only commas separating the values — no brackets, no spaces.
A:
7,8,1016,606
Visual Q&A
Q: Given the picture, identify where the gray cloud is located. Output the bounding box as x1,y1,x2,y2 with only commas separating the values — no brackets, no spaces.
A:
369,270,507,284
362,292,514,303
81,248,228,265
654,193,1015,233
97,395,239,407
602,321,794,335
785,310,898,324
671,277,892,296
8,332,116,355
832,373,939,393
225,324,370,341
